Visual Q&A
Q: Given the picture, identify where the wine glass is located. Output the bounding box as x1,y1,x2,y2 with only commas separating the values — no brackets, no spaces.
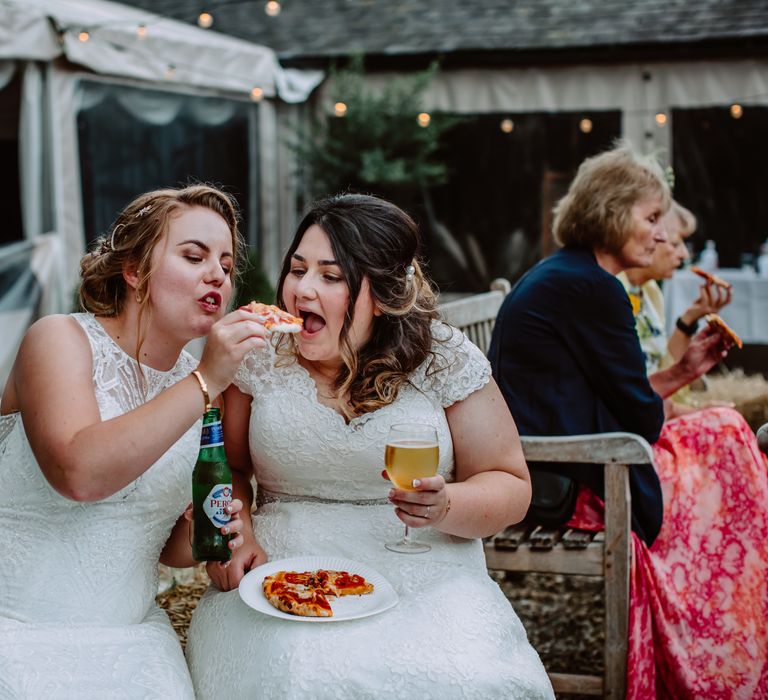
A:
384,423,439,554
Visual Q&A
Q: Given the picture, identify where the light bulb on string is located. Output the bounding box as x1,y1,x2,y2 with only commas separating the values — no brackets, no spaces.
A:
730,103,743,119
655,112,667,127
500,118,514,133
417,112,431,127
136,24,147,39
334,102,347,117
197,12,214,28
579,118,593,134
265,1,281,16
250,87,264,102
78,31,90,42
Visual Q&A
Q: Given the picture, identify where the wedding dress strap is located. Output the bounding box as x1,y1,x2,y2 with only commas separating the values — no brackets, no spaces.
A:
256,488,389,508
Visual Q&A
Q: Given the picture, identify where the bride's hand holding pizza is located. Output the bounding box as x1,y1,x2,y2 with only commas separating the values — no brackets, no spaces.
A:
194,308,270,405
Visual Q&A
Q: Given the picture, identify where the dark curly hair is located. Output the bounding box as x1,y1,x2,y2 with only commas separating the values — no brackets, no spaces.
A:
275,193,440,417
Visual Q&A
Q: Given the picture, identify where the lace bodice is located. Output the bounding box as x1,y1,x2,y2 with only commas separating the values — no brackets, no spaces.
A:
0,313,199,624
233,322,491,503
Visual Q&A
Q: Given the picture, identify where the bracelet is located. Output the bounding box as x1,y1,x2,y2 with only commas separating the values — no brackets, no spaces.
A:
675,316,699,337
191,370,211,411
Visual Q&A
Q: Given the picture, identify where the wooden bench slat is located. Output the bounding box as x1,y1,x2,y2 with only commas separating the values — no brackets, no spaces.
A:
484,541,604,576
549,672,603,695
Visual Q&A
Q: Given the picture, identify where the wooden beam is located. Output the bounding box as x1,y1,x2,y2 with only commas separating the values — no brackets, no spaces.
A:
521,433,653,465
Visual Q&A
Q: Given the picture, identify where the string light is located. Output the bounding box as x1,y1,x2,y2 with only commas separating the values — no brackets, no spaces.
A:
655,112,668,126
250,87,264,102
500,118,514,133
417,112,431,127
579,118,593,134
265,1,281,16
730,103,743,119
197,12,213,28
78,31,90,42
334,102,347,117
136,24,147,39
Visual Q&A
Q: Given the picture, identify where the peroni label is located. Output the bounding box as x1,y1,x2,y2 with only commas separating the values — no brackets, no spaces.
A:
200,420,224,448
202,484,232,527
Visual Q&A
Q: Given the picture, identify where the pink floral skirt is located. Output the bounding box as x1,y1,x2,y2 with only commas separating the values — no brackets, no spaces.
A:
567,407,768,699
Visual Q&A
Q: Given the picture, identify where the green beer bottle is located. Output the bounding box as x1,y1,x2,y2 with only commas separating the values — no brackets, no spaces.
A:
192,407,232,562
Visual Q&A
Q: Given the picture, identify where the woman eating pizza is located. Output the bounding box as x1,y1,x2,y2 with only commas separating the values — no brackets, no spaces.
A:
185,193,555,699
489,143,768,699
0,184,259,698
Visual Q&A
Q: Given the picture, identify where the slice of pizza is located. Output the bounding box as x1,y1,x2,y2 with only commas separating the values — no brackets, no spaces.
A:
317,570,375,597
690,266,733,290
241,302,303,333
261,569,375,617
704,314,743,349
262,571,333,617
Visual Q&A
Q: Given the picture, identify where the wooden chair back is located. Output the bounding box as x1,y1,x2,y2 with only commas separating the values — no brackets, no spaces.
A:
438,281,652,699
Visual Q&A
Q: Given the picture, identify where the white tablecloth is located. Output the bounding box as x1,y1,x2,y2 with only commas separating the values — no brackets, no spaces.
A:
663,268,768,345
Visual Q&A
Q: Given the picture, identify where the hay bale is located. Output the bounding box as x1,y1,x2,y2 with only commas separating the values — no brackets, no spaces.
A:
693,369,768,431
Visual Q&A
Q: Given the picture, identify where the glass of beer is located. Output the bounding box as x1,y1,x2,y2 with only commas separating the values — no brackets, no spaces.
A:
384,423,439,554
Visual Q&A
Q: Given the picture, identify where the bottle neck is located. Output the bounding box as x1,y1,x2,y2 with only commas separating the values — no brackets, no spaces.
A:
199,412,227,462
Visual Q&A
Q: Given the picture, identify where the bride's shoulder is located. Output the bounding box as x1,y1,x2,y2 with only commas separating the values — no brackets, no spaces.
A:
410,321,491,407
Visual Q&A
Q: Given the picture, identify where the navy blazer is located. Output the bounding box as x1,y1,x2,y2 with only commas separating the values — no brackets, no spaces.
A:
489,246,665,545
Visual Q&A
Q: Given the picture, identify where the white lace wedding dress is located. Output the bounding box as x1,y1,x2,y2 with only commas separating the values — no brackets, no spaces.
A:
0,313,197,699
186,324,554,699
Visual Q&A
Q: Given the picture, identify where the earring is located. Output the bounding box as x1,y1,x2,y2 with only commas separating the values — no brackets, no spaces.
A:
135,291,141,303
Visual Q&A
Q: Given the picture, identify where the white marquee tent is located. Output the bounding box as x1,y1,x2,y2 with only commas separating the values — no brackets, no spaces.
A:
0,0,323,387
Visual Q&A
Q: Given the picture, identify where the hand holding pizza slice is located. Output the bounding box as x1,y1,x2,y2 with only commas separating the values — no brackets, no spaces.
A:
704,314,743,349
690,266,733,290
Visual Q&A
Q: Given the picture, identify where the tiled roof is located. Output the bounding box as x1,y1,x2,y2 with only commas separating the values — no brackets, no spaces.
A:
125,0,768,63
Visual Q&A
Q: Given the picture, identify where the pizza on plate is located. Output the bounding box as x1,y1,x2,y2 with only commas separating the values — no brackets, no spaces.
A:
241,301,303,333
262,569,375,617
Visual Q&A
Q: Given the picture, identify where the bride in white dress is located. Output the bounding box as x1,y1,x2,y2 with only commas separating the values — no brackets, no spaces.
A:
0,185,260,698
186,194,554,699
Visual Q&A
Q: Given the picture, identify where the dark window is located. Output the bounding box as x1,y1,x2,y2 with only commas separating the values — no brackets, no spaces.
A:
77,82,255,249
426,111,621,293
0,70,23,247
672,106,768,268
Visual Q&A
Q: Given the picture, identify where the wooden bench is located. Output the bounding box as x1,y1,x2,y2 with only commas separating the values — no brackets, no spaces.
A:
438,282,653,699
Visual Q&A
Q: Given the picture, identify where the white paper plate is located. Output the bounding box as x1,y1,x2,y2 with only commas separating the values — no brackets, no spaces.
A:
238,555,398,623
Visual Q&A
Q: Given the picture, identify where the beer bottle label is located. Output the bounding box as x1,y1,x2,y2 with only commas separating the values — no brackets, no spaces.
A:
200,420,224,448
202,484,232,527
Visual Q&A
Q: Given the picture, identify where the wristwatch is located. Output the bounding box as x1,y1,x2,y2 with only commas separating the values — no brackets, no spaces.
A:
675,316,699,337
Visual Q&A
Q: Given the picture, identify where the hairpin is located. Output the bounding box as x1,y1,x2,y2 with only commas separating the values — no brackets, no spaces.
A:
136,205,151,217
405,265,415,282
98,238,111,255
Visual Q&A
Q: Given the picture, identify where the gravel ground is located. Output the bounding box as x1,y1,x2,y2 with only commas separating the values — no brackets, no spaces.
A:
498,571,604,698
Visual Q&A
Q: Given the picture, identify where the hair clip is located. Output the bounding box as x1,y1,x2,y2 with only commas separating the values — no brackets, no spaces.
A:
98,238,111,255
136,205,151,217
405,265,415,282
